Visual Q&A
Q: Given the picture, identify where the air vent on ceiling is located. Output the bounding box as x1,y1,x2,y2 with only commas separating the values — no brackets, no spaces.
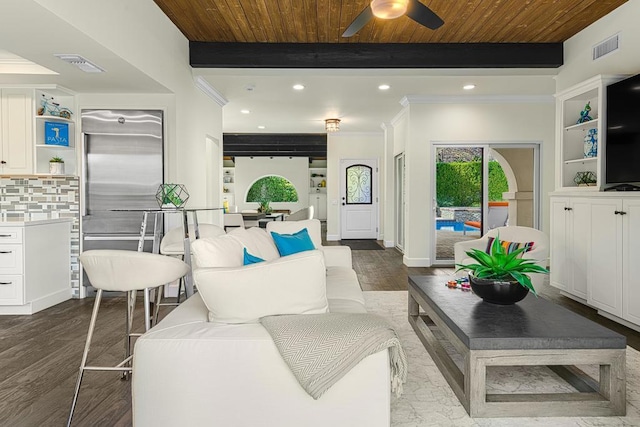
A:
593,34,619,61
54,54,105,73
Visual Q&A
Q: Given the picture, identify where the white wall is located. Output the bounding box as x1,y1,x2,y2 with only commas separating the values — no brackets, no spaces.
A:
234,157,309,213
35,0,225,226
557,0,640,91
400,101,555,266
326,132,384,241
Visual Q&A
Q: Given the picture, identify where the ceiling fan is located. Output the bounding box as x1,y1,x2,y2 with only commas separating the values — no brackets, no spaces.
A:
342,0,444,37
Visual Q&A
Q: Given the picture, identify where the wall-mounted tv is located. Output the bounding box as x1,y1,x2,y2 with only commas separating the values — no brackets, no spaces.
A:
606,73,640,189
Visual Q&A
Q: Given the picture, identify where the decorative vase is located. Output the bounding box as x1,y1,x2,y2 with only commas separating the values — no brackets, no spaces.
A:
584,129,598,158
49,162,64,175
468,274,529,305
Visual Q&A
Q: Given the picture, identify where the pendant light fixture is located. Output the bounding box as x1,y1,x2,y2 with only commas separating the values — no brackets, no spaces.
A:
325,118,341,132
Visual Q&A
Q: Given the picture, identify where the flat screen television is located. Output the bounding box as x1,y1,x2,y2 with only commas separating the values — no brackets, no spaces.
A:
606,73,640,189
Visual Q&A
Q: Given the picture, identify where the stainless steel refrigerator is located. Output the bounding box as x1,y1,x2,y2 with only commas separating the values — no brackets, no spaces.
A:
81,109,164,293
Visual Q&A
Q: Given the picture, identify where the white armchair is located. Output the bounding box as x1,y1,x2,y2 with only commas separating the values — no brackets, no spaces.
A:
454,226,549,290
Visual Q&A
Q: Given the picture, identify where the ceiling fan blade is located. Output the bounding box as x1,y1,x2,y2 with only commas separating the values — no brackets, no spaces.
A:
406,0,444,30
342,5,374,37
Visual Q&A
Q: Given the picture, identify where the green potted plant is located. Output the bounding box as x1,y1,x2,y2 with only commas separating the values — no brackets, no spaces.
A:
49,156,65,175
455,235,549,305
258,199,272,214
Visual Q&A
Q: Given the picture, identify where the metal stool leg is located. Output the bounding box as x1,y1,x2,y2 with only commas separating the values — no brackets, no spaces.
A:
68,289,103,427
122,290,136,380
153,285,164,325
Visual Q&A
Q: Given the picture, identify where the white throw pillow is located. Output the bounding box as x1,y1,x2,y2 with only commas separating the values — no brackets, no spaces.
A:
227,227,280,261
266,219,322,248
191,235,244,268
194,250,329,324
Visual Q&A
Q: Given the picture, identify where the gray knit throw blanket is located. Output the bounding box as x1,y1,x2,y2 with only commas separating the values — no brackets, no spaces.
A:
260,313,407,400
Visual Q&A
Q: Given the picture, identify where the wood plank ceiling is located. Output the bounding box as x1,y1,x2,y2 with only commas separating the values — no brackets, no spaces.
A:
154,0,626,44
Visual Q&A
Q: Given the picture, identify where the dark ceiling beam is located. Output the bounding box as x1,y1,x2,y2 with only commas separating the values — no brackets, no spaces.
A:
223,133,327,158
191,42,563,69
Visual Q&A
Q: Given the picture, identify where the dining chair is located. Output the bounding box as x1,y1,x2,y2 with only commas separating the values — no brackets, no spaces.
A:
224,213,245,231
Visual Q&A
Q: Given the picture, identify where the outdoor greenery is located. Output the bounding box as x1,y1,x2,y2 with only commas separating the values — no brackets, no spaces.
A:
246,175,299,203
436,160,508,207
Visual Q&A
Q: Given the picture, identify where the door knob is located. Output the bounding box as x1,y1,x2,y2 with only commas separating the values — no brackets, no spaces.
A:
342,203,346,206
0,160,6,164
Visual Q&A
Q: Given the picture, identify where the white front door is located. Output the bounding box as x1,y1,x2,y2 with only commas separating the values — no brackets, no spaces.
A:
340,159,378,239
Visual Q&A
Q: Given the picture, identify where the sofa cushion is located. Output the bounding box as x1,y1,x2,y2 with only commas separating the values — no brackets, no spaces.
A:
327,298,367,314
267,219,322,248
194,250,329,324
271,228,316,256
325,267,365,305
227,227,280,261
191,235,244,268
243,248,265,265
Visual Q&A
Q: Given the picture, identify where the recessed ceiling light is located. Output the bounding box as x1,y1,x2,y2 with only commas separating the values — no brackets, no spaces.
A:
378,84,391,90
463,84,476,90
293,84,305,90
257,125,266,129
240,109,250,114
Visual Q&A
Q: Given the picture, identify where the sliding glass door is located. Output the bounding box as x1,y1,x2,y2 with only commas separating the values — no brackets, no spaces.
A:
432,143,539,265
433,146,486,262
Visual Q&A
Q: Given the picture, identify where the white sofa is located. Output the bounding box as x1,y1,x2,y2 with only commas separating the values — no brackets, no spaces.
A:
132,219,390,427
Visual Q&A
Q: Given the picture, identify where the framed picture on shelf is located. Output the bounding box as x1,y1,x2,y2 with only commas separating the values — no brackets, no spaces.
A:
44,121,70,146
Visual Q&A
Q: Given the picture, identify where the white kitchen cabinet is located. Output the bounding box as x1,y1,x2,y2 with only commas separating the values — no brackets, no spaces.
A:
623,199,640,325
587,198,623,317
0,219,71,315
550,193,640,328
0,89,33,174
549,196,590,299
309,193,327,220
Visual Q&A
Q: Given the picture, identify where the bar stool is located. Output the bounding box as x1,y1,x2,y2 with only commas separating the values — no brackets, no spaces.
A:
159,223,225,308
68,250,189,427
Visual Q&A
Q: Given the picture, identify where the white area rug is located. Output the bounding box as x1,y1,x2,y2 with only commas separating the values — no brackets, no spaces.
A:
363,291,640,427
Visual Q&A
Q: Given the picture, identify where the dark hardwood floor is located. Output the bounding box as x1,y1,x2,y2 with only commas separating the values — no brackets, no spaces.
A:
1,245,638,426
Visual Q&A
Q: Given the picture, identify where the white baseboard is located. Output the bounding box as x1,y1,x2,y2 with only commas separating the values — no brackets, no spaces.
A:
0,288,71,315
384,240,395,248
597,310,640,333
403,256,430,267
326,234,340,241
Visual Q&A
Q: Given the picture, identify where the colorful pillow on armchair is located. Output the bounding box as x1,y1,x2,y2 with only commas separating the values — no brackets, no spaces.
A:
485,236,534,255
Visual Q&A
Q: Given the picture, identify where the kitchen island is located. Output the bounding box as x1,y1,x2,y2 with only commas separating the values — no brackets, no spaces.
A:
0,218,72,314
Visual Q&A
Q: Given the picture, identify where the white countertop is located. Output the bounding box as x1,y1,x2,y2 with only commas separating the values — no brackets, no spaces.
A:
0,218,74,227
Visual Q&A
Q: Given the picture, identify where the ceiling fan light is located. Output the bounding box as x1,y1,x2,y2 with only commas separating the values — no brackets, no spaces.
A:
325,118,341,132
371,0,409,19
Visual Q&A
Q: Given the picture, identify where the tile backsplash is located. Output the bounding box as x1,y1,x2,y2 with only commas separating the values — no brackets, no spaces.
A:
0,176,80,296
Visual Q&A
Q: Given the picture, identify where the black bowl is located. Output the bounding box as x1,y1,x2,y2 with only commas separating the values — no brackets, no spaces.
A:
469,275,529,305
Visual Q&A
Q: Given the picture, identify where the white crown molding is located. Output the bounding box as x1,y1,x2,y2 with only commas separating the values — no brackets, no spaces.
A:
400,94,554,106
194,76,228,107
390,107,408,126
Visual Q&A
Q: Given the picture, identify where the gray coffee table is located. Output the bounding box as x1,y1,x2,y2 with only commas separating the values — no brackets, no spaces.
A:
408,275,626,418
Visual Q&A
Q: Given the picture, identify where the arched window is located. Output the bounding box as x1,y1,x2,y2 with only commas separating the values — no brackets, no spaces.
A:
246,175,299,202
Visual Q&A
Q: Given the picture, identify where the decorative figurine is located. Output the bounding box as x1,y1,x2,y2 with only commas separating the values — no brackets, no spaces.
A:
577,101,593,124
584,128,598,158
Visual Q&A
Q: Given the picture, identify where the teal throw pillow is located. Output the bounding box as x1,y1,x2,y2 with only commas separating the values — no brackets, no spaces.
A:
243,247,265,265
270,228,316,257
